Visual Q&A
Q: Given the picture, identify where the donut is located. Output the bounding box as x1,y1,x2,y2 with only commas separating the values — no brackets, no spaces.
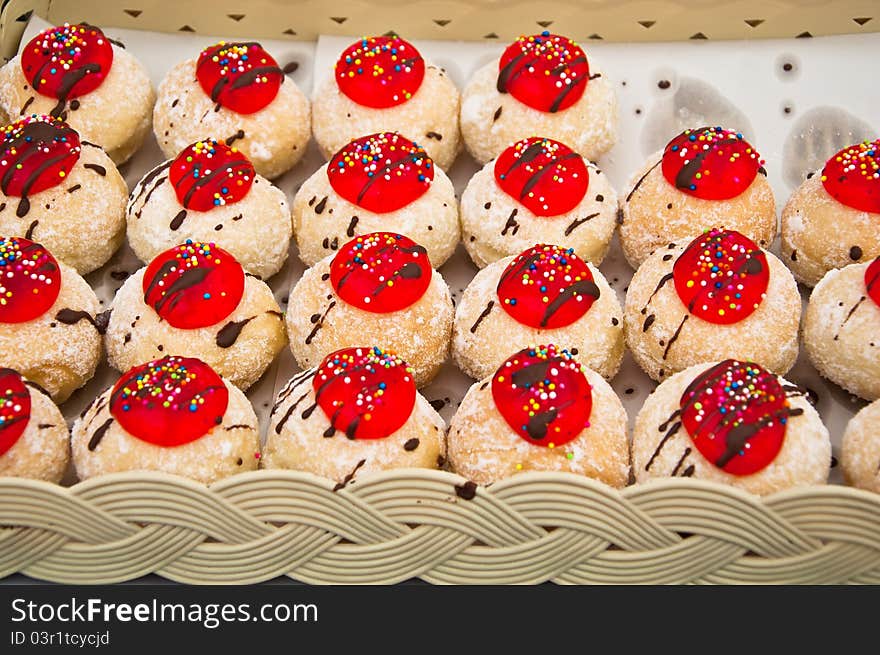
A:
286,233,452,387
0,114,127,274
312,35,461,170
453,244,623,381
0,368,68,482
264,346,446,484
624,229,800,382
127,138,291,279
841,399,880,493
460,32,617,165
803,258,880,400
153,41,310,179
71,355,260,483
0,23,155,164
619,126,776,268
460,136,618,268
0,237,102,402
292,132,458,267
632,360,831,495
447,345,629,487
105,241,286,391
781,139,880,286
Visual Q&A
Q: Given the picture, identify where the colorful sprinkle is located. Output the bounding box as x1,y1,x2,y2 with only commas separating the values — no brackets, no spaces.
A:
0,237,60,324
820,138,880,214
0,114,80,201
169,139,255,211
335,36,425,108
0,368,31,457
196,41,283,114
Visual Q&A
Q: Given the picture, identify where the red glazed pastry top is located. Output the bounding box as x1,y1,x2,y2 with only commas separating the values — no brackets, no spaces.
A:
821,139,880,214
312,346,416,439
866,257,880,308
21,23,113,112
335,36,425,108
327,132,433,213
330,233,431,313
494,137,588,217
680,360,799,476
169,139,255,212
492,345,592,447
673,229,769,325
497,245,599,329
0,369,31,457
497,32,590,113
0,237,61,324
0,115,81,218
110,356,229,448
662,127,764,201
196,41,283,114
142,241,245,330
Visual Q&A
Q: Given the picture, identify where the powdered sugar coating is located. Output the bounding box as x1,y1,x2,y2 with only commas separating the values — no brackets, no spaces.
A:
460,58,617,166
71,376,260,484
632,361,830,495
0,380,68,482
0,47,155,165
841,399,880,493
804,262,880,400
624,241,800,382
286,254,453,388
620,150,776,268
447,364,629,487
460,158,617,268
153,58,310,179
312,65,461,170
453,256,623,380
106,268,286,391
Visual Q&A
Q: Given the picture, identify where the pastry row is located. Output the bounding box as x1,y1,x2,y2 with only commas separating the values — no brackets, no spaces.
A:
3,347,878,498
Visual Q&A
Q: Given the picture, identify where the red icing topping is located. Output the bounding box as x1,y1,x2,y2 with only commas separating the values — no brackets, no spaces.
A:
196,41,282,114
673,229,769,325
169,139,255,212
335,36,425,109
681,360,793,476
327,132,433,213
497,32,590,113
497,245,599,329
821,139,880,214
494,137,588,217
330,232,431,313
0,237,60,323
21,23,113,105
142,241,244,330
492,345,592,447
110,356,229,448
662,127,764,201
0,369,31,457
866,257,880,308
313,347,416,439
0,115,80,205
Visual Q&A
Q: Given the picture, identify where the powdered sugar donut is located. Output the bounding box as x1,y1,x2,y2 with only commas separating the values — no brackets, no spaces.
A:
781,139,880,287
453,245,623,381
448,345,629,486
0,237,102,403
841,399,880,493
0,115,127,274
154,41,310,179
0,23,154,164
0,368,68,482
264,347,446,484
460,32,617,166
292,132,458,267
312,35,460,170
624,229,800,382
803,259,880,401
632,360,830,495
127,139,291,279
620,127,776,268
105,241,286,391
460,136,618,268
72,356,260,483
286,233,452,387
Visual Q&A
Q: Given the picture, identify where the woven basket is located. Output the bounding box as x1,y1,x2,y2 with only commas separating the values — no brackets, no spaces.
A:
1,0,879,585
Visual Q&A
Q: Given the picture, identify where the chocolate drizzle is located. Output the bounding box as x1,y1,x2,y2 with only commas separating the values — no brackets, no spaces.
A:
143,262,209,314
626,160,661,202
674,136,740,190
501,208,519,235
169,210,187,230
225,129,245,146
540,280,599,327
564,212,599,236
55,308,107,334
83,163,106,176
87,417,114,451
314,196,328,214
346,215,359,237
470,301,495,333
332,458,366,491
49,63,102,119
835,296,866,340
216,316,254,348
305,301,336,344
